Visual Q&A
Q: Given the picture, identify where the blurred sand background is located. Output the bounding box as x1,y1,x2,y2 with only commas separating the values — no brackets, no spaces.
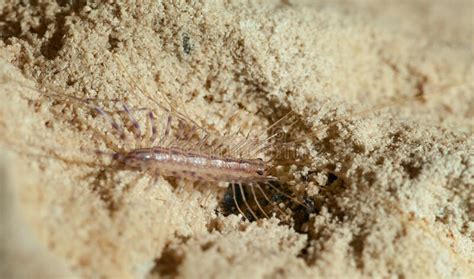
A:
0,1,473,278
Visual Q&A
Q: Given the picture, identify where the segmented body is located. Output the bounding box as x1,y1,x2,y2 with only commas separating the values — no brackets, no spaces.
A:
112,143,284,220
115,146,271,183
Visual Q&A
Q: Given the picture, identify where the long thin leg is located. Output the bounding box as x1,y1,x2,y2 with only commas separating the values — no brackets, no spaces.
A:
244,118,298,158
79,123,123,153
238,182,258,221
231,182,248,220
236,137,259,158
75,103,124,153
250,184,269,219
93,105,126,141
159,114,172,146
237,111,293,157
176,119,187,141
148,111,158,146
113,54,211,136
185,125,197,142
177,122,198,151
113,54,175,114
200,189,213,208
265,181,309,210
122,104,142,146
194,133,210,154
231,131,252,157
257,184,288,218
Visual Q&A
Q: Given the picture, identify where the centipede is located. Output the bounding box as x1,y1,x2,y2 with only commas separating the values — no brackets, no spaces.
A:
15,55,314,223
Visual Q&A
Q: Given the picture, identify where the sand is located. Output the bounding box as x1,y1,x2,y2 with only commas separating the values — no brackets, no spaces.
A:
0,1,473,278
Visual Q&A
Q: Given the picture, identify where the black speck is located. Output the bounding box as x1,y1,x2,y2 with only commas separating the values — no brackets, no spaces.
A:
327,173,338,185
182,33,191,54
401,161,422,179
303,196,316,215
108,34,120,51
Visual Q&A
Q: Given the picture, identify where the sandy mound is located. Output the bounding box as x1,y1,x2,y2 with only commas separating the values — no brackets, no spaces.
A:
1,1,473,278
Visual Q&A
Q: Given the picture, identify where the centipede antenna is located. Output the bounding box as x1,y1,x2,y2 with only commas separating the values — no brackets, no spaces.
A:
236,136,261,158
92,130,123,153
259,110,294,135
238,182,258,221
249,119,300,158
234,111,294,157
34,151,107,168
45,89,127,152
23,83,84,104
232,123,258,157
51,103,123,153
245,131,283,158
230,133,251,157
231,182,248,220
250,184,269,219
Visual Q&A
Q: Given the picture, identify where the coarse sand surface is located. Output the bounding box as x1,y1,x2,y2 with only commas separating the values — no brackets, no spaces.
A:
0,1,473,278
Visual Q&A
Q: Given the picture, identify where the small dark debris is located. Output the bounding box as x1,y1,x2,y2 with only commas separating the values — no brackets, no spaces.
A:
272,192,286,203
292,196,316,233
0,19,21,40
401,161,422,179
182,33,191,54
303,196,316,215
221,186,241,214
203,95,214,103
108,34,120,51
326,172,338,185
301,170,317,182
149,245,184,278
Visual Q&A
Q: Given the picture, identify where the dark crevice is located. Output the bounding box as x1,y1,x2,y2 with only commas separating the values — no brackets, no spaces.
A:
40,17,67,60
0,1,87,59
348,230,369,270
0,16,22,40
401,161,422,179
149,243,185,278
108,33,120,51
88,169,120,217
40,0,88,59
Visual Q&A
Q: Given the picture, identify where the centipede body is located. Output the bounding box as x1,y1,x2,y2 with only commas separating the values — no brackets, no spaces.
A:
30,82,306,222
